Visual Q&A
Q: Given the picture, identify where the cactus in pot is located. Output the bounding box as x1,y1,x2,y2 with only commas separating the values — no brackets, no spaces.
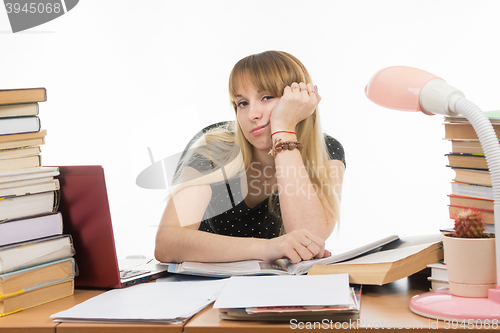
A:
444,207,496,297
450,208,489,238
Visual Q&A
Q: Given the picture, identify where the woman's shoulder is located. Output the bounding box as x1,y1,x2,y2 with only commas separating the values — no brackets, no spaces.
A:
179,121,237,173
323,134,345,167
203,121,236,135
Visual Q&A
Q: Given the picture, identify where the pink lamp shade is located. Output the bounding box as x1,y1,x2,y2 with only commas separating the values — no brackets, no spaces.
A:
364,66,442,115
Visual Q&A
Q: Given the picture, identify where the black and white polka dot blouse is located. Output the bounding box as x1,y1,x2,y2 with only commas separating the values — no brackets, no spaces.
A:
176,122,345,239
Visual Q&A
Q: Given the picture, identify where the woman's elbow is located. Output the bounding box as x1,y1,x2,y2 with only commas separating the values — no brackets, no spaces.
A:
154,241,170,262
154,240,171,263
154,229,179,263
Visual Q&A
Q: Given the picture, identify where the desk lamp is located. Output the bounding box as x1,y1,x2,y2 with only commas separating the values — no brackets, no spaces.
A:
365,66,500,321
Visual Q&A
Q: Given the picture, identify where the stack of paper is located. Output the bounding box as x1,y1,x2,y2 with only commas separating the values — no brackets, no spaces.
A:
214,274,358,321
50,279,227,324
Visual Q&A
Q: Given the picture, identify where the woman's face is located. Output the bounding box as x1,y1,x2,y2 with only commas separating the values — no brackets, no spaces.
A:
234,82,280,151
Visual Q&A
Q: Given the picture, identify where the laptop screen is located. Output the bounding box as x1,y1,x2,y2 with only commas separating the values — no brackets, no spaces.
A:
57,165,122,288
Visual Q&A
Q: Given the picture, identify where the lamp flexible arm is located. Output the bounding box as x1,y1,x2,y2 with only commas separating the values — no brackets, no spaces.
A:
455,98,500,286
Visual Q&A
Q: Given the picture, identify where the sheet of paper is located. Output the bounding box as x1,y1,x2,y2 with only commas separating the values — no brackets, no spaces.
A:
51,279,227,323
213,274,350,309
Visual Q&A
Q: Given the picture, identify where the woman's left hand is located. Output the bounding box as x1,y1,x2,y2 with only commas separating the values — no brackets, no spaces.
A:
270,82,321,131
258,229,331,264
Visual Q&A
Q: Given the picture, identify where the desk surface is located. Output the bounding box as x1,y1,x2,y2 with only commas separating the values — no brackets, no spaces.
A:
0,274,488,332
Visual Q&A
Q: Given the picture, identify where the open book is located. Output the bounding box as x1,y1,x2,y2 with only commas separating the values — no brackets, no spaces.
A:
167,234,399,277
308,234,444,285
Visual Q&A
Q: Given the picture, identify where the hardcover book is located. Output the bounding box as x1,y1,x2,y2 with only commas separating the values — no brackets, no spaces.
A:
0,235,74,274
0,116,41,136
307,234,443,285
0,129,46,150
448,194,493,211
0,279,74,317
449,205,493,224
444,123,500,140
0,190,59,222
0,178,59,199
446,154,487,170
0,258,75,299
0,212,63,247
0,166,59,183
0,146,41,160
0,103,39,118
451,168,491,186
450,182,492,200
0,88,47,106
0,155,41,172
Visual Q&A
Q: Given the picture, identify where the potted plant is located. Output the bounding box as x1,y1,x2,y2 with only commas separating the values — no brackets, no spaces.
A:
443,208,496,297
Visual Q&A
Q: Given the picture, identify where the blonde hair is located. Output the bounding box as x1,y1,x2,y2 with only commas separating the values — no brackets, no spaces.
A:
169,51,340,230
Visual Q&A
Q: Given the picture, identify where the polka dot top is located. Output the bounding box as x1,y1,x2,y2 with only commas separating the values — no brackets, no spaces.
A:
180,124,345,239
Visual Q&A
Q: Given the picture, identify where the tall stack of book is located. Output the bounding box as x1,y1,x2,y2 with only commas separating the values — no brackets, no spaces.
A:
0,88,75,317
443,111,500,226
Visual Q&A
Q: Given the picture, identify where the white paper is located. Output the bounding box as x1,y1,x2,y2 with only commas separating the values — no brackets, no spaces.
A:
213,274,350,309
51,279,227,323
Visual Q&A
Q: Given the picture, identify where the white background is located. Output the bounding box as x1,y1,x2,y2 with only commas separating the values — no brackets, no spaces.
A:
1,0,499,258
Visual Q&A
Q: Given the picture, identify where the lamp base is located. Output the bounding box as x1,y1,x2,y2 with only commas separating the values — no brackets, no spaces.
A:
410,288,500,321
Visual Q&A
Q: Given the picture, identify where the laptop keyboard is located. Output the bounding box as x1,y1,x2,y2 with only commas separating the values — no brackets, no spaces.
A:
119,269,150,280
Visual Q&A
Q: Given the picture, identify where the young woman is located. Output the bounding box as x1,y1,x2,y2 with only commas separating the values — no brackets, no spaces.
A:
154,51,345,264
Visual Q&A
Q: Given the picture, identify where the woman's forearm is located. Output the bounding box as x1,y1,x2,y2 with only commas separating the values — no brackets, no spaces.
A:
154,225,266,263
273,133,333,239
155,182,267,263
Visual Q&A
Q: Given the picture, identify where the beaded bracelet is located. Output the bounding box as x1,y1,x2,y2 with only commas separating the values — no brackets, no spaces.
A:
268,138,304,156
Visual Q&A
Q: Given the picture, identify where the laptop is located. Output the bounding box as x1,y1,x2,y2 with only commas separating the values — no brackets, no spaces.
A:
57,165,169,288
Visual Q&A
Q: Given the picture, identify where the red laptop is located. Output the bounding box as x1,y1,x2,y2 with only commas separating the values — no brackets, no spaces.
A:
57,165,169,288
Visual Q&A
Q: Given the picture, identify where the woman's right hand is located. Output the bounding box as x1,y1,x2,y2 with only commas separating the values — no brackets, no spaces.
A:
260,229,330,264
270,82,320,133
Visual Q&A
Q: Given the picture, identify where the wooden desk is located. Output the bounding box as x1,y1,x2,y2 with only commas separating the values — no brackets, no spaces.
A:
184,274,478,332
0,289,102,333
0,288,185,333
2,275,492,332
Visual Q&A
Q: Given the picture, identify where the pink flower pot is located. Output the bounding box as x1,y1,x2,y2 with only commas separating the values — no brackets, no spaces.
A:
443,235,496,297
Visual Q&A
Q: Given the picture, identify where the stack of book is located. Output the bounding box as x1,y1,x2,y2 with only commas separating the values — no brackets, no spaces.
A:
427,263,448,291
443,111,500,225
0,88,75,317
